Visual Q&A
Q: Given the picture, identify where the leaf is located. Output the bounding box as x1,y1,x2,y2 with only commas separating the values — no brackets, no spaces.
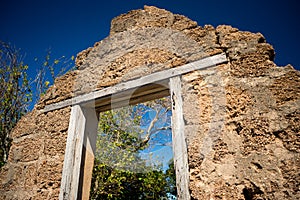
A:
44,81,50,87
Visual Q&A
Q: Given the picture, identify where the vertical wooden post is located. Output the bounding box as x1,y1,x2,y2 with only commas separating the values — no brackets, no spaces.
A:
80,108,98,200
59,105,86,200
169,76,191,200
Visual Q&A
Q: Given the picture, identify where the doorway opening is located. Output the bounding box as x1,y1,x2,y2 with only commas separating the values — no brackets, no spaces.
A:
90,96,177,199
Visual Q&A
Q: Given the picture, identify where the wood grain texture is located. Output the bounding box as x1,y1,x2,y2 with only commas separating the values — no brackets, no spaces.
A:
170,76,191,200
43,53,227,113
59,105,86,200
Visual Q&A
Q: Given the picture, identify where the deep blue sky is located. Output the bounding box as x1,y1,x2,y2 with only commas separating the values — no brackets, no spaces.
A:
1,0,299,81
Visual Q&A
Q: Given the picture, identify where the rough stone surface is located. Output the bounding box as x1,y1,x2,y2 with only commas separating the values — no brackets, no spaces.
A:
182,64,300,199
0,108,70,199
0,5,299,200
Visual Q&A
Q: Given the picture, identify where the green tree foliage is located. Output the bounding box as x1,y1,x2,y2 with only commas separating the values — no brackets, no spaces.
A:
0,41,31,166
0,41,74,167
90,99,177,199
90,162,175,199
33,49,74,100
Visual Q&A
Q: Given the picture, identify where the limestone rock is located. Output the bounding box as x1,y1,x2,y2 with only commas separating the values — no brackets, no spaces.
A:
1,6,299,200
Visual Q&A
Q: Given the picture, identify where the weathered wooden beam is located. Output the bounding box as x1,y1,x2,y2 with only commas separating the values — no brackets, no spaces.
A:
94,80,169,110
59,105,86,200
59,106,98,200
78,108,98,200
96,89,169,112
43,53,227,112
170,76,190,200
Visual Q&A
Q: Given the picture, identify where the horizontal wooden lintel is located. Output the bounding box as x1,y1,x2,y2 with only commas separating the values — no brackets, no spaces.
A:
42,53,227,112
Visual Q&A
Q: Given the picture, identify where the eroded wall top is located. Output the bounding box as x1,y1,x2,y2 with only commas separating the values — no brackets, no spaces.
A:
1,5,299,200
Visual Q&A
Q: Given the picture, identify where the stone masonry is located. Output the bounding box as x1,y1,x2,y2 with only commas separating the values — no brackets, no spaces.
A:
0,6,299,199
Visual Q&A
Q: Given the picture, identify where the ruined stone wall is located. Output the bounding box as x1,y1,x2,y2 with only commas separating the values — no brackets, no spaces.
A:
0,6,299,199
0,107,70,199
181,31,300,199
